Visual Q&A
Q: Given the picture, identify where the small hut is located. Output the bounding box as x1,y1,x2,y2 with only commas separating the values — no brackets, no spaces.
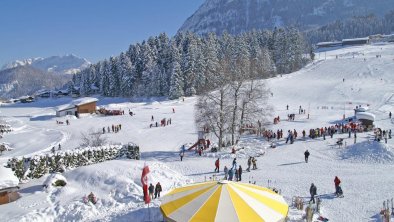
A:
56,97,98,117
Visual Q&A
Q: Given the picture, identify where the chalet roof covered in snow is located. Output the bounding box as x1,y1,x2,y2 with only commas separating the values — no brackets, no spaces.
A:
0,166,19,189
316,41,342,46
56,97,98,111
356,112,375,121
342,37,370,42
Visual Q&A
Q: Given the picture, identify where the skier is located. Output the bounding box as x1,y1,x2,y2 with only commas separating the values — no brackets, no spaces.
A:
66,119,69,125
286,104,289,110
304,150,310,163
214,158,220,172
151,115,154,121
155,182,162,199
238,166,243,181
310,183,317,204
148,183,154,199
389,129,392,139
390,112,392,119
172,108,175,113
224,166,228,180
103,127,105,134
334,176,341,196
58,144,61,151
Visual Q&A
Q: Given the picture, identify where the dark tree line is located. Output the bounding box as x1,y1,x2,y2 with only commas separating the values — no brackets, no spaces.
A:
305,11,394,44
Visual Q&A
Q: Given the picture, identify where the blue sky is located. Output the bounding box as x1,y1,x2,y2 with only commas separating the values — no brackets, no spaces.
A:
0,0,204,66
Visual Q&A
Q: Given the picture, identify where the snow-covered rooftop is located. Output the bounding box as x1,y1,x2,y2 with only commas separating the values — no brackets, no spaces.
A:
342,37,369,42
0,166,19,189
356,112,375,121
316,41,342,46
56,97,98,111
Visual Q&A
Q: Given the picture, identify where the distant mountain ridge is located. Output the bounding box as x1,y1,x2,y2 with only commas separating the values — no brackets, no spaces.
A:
2,54,90,75
179,0,394,35
0,66,71,99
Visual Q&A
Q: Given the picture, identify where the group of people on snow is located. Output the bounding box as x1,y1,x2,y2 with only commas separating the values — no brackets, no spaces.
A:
309,176,343,204
102,124,122,134
149,115,172,128
148,182,162,199
374,128,391,143
246,156,257,171
51,144,62,154
223,160,243,182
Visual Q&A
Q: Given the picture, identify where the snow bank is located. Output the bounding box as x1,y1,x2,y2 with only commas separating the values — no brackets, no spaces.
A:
0,166,19,189
340,141,394,163
7,159,191,222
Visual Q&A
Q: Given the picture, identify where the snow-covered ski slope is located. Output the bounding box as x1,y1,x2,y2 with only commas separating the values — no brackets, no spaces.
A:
0,43,394,221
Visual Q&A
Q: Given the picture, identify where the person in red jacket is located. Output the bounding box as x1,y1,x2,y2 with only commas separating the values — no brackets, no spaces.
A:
334,176,341,195
214,158,220,172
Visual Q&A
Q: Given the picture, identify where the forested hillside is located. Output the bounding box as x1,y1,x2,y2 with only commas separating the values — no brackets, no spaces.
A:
74,28,308,99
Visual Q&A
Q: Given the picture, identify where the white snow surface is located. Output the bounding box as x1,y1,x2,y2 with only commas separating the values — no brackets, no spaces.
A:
1,43,394,221
0,166,19,189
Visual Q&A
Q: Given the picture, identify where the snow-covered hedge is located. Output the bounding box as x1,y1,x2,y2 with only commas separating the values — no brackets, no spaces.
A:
6,144,140,180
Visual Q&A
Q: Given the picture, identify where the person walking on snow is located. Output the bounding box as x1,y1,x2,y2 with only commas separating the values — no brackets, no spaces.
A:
334,176,341,196
172,108,175,113
310,183,317,204
304,150,310,163
228,168,234,181
252,157,257,170
247,157,252,172
224,166,228,180
179,151,184,161
232,158,237,170
238,166,243,181
384,131,388,144
214,158,220,172
151,115,154,121
155,182,162,199
354,131,357,144
148,183,154,200
390,111,392,119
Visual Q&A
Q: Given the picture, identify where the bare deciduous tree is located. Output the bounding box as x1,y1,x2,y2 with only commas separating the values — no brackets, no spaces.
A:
80,128,108,147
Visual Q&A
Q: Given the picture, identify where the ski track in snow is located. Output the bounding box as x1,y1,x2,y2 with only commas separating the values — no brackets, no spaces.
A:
1,43,394,221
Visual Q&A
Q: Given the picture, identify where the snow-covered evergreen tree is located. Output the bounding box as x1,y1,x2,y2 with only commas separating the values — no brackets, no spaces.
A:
118,52,134,97
168,43,184,99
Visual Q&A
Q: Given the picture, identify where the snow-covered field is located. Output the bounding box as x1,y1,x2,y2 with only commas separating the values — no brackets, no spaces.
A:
1,43,394,221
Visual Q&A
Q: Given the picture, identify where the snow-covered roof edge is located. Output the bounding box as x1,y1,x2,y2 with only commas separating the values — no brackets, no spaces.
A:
56,97,98,111
0,166,19,189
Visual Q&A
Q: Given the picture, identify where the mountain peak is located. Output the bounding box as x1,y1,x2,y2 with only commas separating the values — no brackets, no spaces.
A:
179,0,394,35
2,54,91,75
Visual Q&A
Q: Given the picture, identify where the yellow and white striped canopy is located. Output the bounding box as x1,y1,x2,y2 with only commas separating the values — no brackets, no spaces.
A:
160,180,288,222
